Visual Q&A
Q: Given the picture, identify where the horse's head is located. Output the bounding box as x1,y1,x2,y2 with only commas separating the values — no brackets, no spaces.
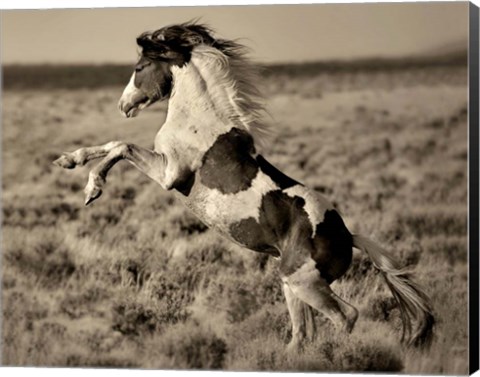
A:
118,23,216,118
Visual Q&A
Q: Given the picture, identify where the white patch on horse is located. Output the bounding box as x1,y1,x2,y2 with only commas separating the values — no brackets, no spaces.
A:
191,170,278,233
284,185,334,235
119,74,136,115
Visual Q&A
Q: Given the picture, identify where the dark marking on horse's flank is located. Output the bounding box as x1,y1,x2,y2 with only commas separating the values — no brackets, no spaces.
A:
257,155,300,189
312,209,353,283
200,128,258,194
228,190,353,280
229,190,312,261
230,218,280,256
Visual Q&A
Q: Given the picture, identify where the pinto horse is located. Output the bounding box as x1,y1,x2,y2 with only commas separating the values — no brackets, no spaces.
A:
53,22,434,349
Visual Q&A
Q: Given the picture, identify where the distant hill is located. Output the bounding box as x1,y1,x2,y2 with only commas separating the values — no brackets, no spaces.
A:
262,43,468,78
2,50,468,91
2,64,133,91
416,38,468,60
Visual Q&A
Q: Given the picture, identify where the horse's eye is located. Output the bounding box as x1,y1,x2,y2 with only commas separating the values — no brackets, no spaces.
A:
135,65,144,73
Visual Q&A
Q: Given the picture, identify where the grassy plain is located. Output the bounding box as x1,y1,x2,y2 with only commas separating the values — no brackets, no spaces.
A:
1,64,469,373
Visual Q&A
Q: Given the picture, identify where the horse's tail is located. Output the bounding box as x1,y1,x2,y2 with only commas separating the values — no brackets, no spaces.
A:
352,234,434,347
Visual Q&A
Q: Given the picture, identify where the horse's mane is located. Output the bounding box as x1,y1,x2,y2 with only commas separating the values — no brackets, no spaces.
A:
138,22,271,146
191,44,271,146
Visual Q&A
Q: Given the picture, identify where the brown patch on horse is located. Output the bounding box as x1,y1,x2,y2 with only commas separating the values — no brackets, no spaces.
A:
200,128,258,194
229,190,312,260
230,218,280,256
256,155,300,189
278,208,353,281
312,210,353,283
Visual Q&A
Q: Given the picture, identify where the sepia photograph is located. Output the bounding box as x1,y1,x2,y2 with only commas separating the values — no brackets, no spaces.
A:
1,1,477,374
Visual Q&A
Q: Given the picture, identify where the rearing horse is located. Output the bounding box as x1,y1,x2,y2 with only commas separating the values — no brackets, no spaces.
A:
53,22,434,349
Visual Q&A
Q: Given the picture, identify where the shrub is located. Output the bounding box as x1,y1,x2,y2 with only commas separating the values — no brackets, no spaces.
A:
111,275,192,336
111,301,161,336
363,295,399,322
144,322,228,370
229,304,291,342
2,195,80,228
2,291,54,366
329,337,404,372
59,285,108,319
4,230,76,288
422,235,467,264
391,207,467,238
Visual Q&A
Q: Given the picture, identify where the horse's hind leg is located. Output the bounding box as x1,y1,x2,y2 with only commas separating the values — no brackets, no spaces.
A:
283,282,316,351
284,260,358,334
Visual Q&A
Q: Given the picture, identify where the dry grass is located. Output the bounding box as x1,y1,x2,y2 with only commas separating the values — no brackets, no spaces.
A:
1,66,468,373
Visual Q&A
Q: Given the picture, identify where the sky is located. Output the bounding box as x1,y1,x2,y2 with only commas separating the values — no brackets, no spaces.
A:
1,2,469,64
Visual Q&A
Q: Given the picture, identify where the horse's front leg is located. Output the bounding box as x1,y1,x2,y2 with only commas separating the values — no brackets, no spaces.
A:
55,142,166,205
53,141,125,169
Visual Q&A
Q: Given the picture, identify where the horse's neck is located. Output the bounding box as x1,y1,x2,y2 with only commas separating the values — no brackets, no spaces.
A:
166,57,236,139
156,55,257,188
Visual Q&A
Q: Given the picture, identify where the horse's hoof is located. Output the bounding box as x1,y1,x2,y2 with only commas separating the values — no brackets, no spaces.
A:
84,187,102,206
53,154,76,169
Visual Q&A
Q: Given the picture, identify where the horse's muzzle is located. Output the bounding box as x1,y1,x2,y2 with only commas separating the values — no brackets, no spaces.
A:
118,95,150,118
